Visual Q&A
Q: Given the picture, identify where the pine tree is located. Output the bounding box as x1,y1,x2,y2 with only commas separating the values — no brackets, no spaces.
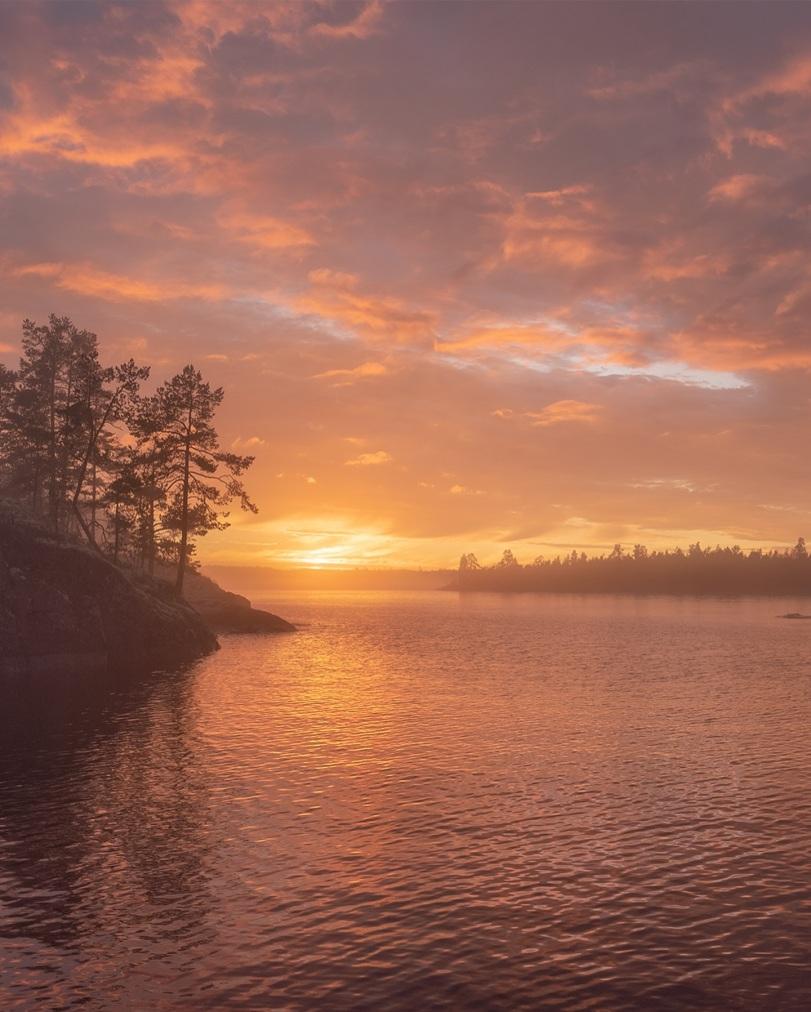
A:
68,357,149,546
4,316,100,530
140,365,256,595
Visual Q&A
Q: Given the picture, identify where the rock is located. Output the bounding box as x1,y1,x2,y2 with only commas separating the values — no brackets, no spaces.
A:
154,564,295,633
197,602,295,633
0,506,218,677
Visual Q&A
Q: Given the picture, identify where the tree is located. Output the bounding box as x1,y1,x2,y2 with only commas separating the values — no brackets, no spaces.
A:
457,552,481,587
0,363,15,414
141,365,256,595
14,316,98,531
0,363,18,469
69,358,150,547
497,548,519,568
0,316,150,546
112,436,175,575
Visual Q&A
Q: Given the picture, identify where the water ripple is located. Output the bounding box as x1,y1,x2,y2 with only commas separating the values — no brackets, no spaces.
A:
2,592,811,1009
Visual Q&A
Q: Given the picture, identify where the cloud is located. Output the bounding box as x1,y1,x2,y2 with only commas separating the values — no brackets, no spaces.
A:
315,361,388,383
708,174,766,202
449,484,485,496
11,261,226,302
231,435,267,451
500,188,614,269
217,208,315,251
728,54,811,107
742,128,786,151
310,1,385,40
586,62,705,102
296,284,437,343
345,450,393,467
496,398,603,427
308,268,360,289
436,323,572,354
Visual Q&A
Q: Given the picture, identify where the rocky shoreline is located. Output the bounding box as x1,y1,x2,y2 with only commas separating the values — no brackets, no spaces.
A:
0,506,293,678
160,565,295,634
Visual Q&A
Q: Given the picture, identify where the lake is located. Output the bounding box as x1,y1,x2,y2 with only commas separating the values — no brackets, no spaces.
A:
2,591,811,1010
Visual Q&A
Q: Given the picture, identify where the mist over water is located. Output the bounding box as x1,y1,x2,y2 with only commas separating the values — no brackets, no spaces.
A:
2,592,811,1010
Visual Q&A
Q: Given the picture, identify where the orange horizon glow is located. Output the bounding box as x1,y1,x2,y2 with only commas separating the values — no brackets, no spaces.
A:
2,2,811,570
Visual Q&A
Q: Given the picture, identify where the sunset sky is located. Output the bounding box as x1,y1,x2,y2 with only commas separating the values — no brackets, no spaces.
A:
2,1,811,568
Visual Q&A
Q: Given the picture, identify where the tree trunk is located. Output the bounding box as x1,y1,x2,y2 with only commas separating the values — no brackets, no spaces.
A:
31,459,41,514
113,499,120,565
47,352,58,533
71,393,117,547
175,401,193,596
90,455,97,545
148,495,155,578
71,499,100,550
57,361,74,536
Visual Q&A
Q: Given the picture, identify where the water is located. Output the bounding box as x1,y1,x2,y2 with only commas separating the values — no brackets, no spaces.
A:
2,591,811,1010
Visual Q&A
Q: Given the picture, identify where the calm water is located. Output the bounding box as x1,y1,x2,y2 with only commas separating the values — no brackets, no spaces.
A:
2,591,811,1010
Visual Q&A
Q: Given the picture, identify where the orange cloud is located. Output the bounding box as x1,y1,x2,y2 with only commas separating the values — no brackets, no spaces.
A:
345,450,393,467
218,208,315,250
449,483,485,496
708,174,766,202
308,268,360,288
311,1,385,40
644,241,731,282
11,262,226,303
231,435,267,451
492,401,603,426
671,324,811,372
297,284,436,343
316,361,388,383
524,400,603,426
0,104,190,169
436,323,572,354
500,189,614,268
742,128,787,151
436,321,653,371
729,53,811,107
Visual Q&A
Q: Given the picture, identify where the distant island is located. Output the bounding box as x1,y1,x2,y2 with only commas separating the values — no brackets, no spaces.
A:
451,542,811,596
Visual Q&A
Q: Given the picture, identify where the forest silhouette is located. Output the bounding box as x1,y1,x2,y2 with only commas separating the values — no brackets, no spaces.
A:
0,315,255,594
455,543,811,596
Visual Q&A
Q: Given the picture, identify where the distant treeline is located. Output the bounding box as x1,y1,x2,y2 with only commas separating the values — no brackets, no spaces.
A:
453,543,811,595
0,315,255,593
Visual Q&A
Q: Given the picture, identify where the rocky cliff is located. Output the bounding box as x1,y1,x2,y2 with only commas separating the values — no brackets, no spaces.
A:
0,506,218,677
167,567,296,633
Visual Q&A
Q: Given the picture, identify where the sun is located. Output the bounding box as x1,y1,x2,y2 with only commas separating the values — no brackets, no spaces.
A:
293,546,354,569
276,522,408,569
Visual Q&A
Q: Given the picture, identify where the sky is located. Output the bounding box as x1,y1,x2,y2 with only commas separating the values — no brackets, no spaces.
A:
2,0,811,569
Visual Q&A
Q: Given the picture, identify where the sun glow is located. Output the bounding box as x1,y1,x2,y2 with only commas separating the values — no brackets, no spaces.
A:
292,545,360,569
203,516,409,569
282,527,396,569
